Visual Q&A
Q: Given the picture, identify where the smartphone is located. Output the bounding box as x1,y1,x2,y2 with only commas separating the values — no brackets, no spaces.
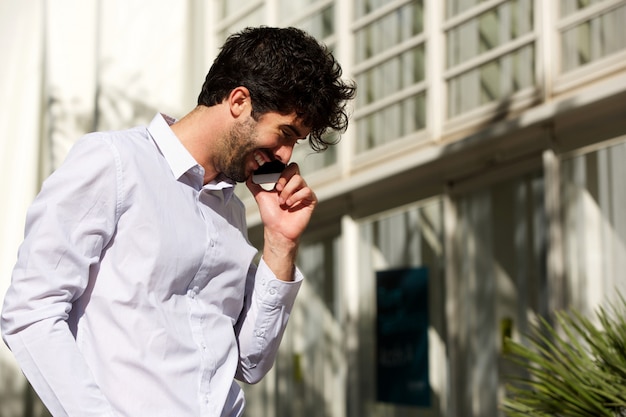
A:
252,160,286,190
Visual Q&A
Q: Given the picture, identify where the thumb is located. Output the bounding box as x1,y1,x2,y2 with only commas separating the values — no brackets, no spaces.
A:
246,177,263,196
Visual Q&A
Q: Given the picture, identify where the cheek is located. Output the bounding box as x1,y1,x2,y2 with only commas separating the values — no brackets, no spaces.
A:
228,123,256,152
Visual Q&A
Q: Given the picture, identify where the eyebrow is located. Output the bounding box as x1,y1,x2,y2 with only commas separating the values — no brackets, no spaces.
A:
282,124,306,139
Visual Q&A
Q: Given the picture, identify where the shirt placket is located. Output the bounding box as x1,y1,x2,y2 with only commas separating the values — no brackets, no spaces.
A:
187,190,220,416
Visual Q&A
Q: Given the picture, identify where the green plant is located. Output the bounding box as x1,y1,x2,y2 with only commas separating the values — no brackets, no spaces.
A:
503,296,626,417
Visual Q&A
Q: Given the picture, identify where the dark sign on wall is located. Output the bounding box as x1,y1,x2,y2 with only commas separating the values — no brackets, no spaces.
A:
376,267,430,407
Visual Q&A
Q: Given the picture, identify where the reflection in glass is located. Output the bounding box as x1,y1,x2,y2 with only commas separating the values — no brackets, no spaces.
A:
560,4,626,73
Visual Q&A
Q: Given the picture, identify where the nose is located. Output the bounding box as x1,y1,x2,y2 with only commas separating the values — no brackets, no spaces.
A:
273,144,294,164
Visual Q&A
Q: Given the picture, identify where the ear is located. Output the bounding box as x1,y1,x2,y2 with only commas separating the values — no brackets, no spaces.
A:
228,86,251,118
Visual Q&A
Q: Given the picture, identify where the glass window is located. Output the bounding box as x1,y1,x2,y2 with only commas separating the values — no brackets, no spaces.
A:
355,2,424,62
356,200,445,416
353,0,426,153
218,0,258,19
280,1,337,172
297,234,341,316
561,138,626,312
356,45,425,107
356,93,426,152
447,1,533,68
217,4,265,42
560,0,605,17
355,0,398,19
291,137,338,176
445,0,489,18
445,0,535,119
448,44,535,117
279,0,334,41
560,2,626,73
294,4,334,41
450,171,548,416
280,0,316,20
362,202,442,269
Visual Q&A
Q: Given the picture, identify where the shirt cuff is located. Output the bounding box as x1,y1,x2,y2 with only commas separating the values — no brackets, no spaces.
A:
255,258,303,308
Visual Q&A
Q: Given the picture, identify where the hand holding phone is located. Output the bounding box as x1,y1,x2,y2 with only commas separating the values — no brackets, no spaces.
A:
252,160,286,191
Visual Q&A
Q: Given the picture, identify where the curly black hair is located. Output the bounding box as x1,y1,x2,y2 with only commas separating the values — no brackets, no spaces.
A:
197,26,356,151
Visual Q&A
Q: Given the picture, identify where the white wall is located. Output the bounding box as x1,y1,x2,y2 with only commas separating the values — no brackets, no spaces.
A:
0,2,46,414
0,1,212,414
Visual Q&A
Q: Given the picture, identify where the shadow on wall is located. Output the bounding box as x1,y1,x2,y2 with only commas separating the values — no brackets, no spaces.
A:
94,64,162,132
47,64,160,175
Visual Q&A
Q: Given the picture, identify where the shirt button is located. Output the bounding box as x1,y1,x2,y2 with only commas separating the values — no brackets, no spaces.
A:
269,288,277,296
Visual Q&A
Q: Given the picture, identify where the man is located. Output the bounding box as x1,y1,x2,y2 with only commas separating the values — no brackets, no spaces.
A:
1,26,356,416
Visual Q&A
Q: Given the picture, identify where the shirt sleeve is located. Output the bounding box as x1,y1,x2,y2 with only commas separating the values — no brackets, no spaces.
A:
234,258,302,384
1,134,121,416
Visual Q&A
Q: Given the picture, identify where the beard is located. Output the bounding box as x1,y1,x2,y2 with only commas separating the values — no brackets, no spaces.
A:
218,117,258,182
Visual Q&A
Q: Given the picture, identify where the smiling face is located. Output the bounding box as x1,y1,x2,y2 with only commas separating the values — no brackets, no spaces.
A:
214,111,310,182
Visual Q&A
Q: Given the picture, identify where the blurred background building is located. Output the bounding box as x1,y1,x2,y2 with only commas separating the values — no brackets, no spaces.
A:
1,0,625,416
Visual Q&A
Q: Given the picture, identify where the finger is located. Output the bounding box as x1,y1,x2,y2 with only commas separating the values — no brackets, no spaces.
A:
280,184,317,208
277,173,306,204
275,162,300,192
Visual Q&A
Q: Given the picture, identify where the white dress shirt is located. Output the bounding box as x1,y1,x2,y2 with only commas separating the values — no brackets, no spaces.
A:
1,113,302,417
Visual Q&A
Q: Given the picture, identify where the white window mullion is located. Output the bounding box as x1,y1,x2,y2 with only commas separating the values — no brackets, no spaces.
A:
444,32,535,80
516,0,534,89
536,0,554,101
264,0,278,25
590,11,602,62
426,0,445,139
544,147,567,312
336,0,354,177
342,214,361,417
499,2,512,95
465,18,480,113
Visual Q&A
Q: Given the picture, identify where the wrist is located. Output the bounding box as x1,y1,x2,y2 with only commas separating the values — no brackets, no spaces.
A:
262,230,299,281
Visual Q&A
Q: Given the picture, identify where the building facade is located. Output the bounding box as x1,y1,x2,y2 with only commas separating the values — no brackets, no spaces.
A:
1,0,625,416
233,1,626,416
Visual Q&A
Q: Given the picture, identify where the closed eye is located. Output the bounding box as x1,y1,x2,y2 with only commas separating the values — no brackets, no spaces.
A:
281,129,304,146
281,125,308,145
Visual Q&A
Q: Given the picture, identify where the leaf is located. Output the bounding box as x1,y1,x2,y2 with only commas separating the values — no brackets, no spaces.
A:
502,291,626,416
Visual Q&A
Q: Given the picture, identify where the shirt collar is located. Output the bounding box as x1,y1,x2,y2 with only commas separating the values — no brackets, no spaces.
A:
147,113,236,201
203,174,237,203
147,113,198,181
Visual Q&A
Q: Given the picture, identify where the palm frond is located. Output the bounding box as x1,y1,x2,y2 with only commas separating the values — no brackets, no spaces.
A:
502,294,626,417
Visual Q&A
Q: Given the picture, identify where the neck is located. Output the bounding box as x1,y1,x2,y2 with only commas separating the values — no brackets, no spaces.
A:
171,105,225,184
